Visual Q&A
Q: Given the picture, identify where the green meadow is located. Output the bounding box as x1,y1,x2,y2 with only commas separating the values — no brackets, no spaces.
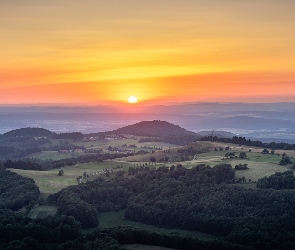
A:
98,210,216,241
10,160,133,194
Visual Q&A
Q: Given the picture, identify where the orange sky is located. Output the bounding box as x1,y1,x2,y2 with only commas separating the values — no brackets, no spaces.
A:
1,0,295,105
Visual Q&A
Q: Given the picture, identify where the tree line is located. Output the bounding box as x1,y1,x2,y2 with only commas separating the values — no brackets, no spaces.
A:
3,152,135,171
200,135,295,150
0,165,39,211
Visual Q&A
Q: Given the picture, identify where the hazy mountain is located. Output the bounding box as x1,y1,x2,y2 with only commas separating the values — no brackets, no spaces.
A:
110,120,197,137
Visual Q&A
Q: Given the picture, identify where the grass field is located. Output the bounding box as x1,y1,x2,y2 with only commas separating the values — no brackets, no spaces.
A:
98,210,215,241
73,137,177,151
120,141,214,163
178,149,293,181
13,141,295,192
10,160,133,194
26,138,178,161
28,205,57,219
26,151,78,161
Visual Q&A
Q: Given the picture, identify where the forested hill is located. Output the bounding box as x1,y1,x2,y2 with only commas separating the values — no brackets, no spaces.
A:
2,127,55,138
109,120,198,137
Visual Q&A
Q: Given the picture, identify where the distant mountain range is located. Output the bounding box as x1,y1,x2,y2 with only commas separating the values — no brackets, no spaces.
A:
1,103,295,143
0,121,198,138
0,121,203,146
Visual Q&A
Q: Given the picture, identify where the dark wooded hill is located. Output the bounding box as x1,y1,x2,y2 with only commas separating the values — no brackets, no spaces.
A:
2,127,55,139
108,120,198,137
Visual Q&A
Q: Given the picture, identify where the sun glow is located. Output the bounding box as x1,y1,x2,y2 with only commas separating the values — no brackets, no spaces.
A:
128,96,138,104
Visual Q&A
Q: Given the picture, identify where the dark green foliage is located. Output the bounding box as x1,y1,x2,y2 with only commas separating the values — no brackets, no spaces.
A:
0,166,39,210
5,152,135,171
2,127,54,139
49,163,295,249
58,170,64,176
262,148,269,154
4,160,44,171
0,128,54,160
150,156,156,163
235,163,249,170
257,171,295,189
5,237,42,250
49,164,235,229
239,152,247,159
56,191,99,228
56,233,121,250
225,152,236,158
102,226,251,250
55,226,251,250
0,146,43,160
279,155,293,165
0,209,81,244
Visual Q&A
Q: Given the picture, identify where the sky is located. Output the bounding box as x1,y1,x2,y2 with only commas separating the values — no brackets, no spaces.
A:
0,0,295,105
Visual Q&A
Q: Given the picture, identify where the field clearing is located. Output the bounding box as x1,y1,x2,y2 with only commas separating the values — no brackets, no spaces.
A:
9,168,77,193
232,159,290,181
26,151,77,161
27,138,179,160
9,160,133,194
28,205,57,219
120,141,214,162
73,137,177,151
184,150,287,166
212,142,295,158
98,210,215,241
179,150,292,182
73,139,112,149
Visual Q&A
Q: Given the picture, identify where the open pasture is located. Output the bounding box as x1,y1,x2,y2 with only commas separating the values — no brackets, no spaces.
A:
212,142,295,158
73,137,177,151
181,149,293,182
120,141,214,162
26,138,179,161
10,160,133,194
26,150,77,161
98,210,215,241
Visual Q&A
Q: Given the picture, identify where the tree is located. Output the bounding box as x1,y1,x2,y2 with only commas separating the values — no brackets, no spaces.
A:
235,163,249,170
58,170,64,176
279,155,293,165
150,157,156,165
261,149,269,154
225,152,235,158
239,152,247,159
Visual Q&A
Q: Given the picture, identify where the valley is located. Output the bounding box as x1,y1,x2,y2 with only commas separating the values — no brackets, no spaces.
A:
1,121,295,249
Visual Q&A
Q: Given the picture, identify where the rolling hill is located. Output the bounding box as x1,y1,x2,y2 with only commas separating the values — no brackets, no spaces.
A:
2,127,55,139
109,120,198,137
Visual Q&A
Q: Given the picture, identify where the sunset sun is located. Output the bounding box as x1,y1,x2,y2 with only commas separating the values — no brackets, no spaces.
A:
128,96,138,104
